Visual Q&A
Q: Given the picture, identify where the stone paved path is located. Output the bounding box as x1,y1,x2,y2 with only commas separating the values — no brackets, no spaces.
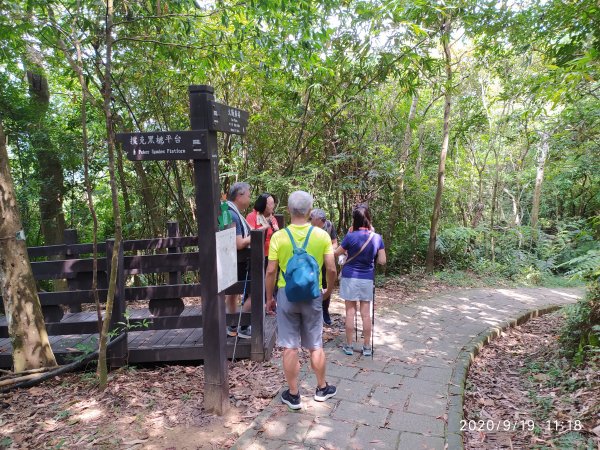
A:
232,287,583,450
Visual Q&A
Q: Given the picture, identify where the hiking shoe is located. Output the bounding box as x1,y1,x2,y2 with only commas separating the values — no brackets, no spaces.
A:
362,346,372,357
226,326,237,337
342,344,353,355
281,389,302,410
238,326,251,339
314,383,337,402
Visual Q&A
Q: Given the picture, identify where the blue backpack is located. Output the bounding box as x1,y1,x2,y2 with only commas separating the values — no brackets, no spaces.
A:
283,226,321,302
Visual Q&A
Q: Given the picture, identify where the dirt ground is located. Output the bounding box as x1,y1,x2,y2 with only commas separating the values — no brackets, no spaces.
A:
463,312,600,449
3,276,585,449
0,274,444,450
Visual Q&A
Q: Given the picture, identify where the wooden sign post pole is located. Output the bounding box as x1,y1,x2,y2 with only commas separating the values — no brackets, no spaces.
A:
189,85,229,415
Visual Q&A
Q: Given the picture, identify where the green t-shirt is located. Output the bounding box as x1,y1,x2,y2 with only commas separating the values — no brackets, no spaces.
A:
268,223,333,288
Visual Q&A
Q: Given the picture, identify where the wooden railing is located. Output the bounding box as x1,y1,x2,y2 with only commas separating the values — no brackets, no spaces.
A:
0,218,281,365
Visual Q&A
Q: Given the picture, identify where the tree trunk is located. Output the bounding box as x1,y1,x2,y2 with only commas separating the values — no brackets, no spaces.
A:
0,122,57,371
25,49,66,247
385,94,418,249
530,131,550,240
425,17,453,274
133,161,162,237
415,124,425,182
97,0,122,389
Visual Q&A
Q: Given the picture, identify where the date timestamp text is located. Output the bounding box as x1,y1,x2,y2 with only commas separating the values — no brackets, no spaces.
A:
460,419,583,432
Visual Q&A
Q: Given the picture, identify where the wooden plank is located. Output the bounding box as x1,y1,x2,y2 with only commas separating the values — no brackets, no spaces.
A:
123,253,199,275
123,236,198,251
250,229,266,361
61,311,98,323
127,346,204,363
163,329,195,347
126,330,146,347
145,329,176,348
181,328,203,346
31,258,107,280
125,284,202,300
127,329,158,349
28,243,107,258
133,329,172,349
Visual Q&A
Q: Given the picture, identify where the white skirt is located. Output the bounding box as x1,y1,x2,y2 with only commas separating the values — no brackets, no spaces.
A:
339,277,374,301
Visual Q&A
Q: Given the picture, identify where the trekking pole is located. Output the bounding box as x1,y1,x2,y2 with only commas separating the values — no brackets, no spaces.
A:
355,306,358,342
232,264,250,363
371,284,375,359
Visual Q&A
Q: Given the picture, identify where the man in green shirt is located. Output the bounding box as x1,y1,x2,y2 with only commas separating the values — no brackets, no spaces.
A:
266,191,337,410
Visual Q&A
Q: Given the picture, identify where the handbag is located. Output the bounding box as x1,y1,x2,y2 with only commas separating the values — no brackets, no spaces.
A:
338,232,374,280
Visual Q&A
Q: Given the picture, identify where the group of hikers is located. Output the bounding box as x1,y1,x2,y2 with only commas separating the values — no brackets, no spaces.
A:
225,182,386,409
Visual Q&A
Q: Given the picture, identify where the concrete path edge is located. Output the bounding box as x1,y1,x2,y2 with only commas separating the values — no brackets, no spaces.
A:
446,303,567,450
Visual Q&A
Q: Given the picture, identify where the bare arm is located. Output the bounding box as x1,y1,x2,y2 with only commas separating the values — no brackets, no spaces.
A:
376,248,386,265
265,259,278,314
236,234,251,250
323,253,336,298
334,245,346,258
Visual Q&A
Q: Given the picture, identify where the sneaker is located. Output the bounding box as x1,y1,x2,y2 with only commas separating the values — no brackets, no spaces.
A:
314,383,337,402
342,344,353,355
281,389,302,410
226,326,237,337
362,346,372,357
237,326,251,339
323,316,332,326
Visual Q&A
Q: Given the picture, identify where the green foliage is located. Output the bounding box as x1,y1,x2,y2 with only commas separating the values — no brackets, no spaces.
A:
559,280,600,364
0,0,597,291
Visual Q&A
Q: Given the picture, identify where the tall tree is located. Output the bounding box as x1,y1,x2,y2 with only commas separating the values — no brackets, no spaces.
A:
426,14,453,273
0,121,57,371
24,46,66,246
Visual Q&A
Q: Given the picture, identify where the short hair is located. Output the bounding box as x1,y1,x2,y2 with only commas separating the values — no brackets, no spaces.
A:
309,208,326,221
254,193,273,214
228,182,250,201
288,191,313,218
352,204,372,230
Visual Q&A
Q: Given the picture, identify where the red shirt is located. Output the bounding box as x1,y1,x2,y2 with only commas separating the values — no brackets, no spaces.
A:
246,210,279,255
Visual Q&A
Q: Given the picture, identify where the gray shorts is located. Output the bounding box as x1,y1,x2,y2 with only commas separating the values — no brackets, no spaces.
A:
339,277,374,301
276,288,323,350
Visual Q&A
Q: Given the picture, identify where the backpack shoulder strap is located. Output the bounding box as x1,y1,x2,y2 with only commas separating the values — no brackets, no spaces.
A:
284,227,297,250
302,226,314,250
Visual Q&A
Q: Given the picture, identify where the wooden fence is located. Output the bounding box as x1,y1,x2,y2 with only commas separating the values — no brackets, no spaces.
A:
0,220,279,368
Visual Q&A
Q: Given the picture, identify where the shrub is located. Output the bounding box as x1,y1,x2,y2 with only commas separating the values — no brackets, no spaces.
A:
559,279,600,364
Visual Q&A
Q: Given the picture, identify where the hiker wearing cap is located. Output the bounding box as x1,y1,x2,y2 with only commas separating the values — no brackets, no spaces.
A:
334,204,386,357
309,208,338,325
266,191,337,410
225,182,253,339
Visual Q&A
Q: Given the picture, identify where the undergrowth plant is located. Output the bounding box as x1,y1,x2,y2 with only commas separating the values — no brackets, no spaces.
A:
559,215,600,364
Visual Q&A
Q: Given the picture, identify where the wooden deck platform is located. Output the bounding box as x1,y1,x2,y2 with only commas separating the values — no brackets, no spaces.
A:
0,314,277,369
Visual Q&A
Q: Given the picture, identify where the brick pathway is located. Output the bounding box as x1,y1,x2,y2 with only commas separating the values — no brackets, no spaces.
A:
232,287,583,450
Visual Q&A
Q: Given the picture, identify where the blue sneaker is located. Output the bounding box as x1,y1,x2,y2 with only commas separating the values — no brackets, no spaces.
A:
238,326,251,339
342,344,353,355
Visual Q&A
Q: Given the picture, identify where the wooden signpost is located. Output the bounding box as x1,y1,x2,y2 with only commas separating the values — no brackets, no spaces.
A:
116,85,248,415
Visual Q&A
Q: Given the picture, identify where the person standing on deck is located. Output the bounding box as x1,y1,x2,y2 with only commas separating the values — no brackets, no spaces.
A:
225,182,252,339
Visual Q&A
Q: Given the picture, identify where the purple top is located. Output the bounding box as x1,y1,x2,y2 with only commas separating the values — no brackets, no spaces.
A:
340,230,385,280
